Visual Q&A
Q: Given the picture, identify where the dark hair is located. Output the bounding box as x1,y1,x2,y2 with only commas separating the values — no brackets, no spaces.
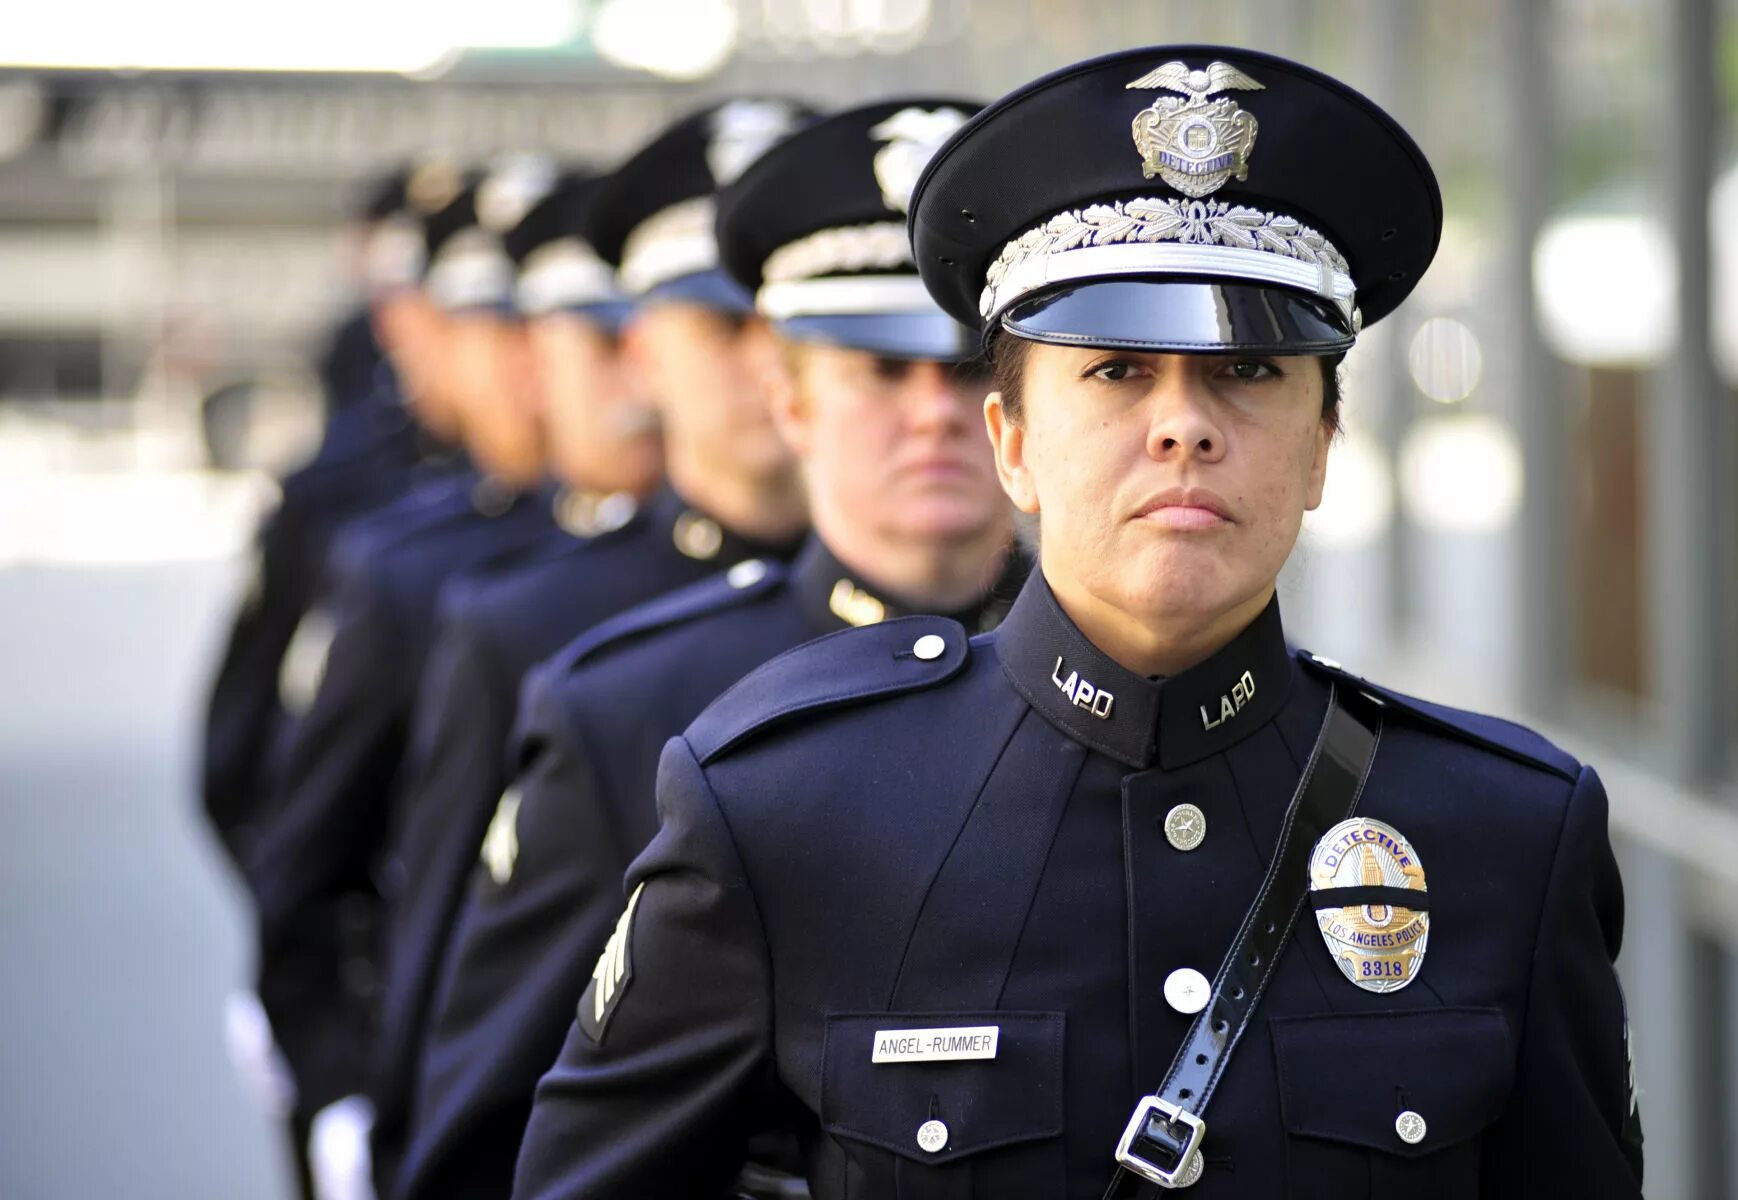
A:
988,331,1346,434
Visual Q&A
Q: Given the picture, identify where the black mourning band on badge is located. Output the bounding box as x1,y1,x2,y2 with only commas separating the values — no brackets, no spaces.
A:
774,310,979,362
999,279,1355,355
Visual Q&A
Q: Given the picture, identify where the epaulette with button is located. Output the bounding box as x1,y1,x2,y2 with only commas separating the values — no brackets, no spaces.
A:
687,615,969,765
548,558,788,678
1296,650,1578,782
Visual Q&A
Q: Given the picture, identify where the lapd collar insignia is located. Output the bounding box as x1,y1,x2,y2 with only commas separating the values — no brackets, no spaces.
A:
578,882,644,1043
829,578,888,627
992,572,1292,768
672,511,725,560
869,107,972,214
1126,60,1264,198
553,490,638,539
1308,817,1430,993
479,787,521,886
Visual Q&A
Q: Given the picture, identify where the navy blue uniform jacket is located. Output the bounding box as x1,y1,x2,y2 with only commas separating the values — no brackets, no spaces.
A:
201,390,452,870
252,474,571,1113
371,487,806,1186
395,535,1022,1200
511,571,1643,1200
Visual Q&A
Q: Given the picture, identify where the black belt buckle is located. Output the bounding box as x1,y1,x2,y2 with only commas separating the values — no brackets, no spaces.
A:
1114,1096,1205,1189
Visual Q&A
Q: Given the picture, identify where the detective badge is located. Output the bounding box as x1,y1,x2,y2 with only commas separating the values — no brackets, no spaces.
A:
1308,817,1429,994
1126,61,1264,198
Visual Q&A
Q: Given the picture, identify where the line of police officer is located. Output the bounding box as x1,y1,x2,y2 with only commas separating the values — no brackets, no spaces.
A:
205,43,1643,1200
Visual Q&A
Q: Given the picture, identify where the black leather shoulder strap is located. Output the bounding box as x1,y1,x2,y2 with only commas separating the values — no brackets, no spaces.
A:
1104,683,1383,1195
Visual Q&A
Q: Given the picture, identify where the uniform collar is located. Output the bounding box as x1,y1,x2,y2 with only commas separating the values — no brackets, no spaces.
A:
994,571,1293,770
645,484,807,566
791,535,1032,636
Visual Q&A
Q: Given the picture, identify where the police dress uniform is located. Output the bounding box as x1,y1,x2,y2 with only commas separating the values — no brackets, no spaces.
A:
366,125,813,1189
370,485,806,1188
202,376,458,872
510,47,1643,1200
397,536,1023,1200
394,96,1015,1200
252,472,579,1114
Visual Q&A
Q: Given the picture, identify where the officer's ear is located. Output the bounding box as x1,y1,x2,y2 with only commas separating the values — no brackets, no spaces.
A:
985,390,1039,515
759,334,812,459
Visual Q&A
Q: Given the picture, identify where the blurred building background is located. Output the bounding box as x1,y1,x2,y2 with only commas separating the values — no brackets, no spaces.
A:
0,0,1733,1196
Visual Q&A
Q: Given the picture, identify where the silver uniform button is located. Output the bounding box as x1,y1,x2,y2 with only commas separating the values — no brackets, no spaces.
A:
916,1118,949,1153
1163,967,1212,1015
912,633,947,661
1163,803,1207,852
1395,1110,1427,1145
727,559,767,589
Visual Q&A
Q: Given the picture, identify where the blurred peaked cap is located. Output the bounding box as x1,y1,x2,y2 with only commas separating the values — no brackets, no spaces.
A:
421,175,516,313
357,167,413,222
586,97,820,299
506,172,631,319
421,173,486,261
716,96,984,360
908,45,1442,354
476,152,561,234
503,170,602,265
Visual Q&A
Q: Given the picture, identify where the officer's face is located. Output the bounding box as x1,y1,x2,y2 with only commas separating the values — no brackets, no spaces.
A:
987,344,1329,653
625,303,795,481
374,292,463,440
774,343,1008,545
527,312,662,496
448,312,545,485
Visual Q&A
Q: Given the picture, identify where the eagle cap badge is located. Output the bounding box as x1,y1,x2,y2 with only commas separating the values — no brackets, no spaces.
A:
869,106,971,214
1126,61,1264,198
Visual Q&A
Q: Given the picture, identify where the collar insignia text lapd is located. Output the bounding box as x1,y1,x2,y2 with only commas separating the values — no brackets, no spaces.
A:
1052,655,1114,719
1200,669,1256,730
829,578,887,627
1126,61,1264,198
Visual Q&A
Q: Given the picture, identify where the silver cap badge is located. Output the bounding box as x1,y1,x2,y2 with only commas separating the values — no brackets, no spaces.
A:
1126,61,1264,198
869,106,971,214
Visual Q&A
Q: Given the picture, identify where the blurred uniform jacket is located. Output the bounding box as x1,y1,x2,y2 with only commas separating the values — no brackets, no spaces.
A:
251,470,573,1114
511,570,1644,1200
370,485,806,1190
394,535,1021,1200
201,376,455,872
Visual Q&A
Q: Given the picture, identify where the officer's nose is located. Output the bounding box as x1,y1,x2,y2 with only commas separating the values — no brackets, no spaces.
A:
901,360,973,436
1143,357,1227,465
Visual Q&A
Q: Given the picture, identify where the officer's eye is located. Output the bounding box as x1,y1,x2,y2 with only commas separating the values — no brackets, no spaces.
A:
1219,357,1282,382
871,356,916,383
1085,358,1139,383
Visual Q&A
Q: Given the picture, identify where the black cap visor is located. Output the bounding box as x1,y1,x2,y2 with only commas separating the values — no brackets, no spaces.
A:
999,279,1354,355
775,310,977,362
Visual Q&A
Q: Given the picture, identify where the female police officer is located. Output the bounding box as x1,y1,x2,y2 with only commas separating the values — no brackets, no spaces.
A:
510,46,1644,1200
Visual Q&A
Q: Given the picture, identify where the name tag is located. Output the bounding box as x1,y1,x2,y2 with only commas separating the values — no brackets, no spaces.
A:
871,1025,1000,1064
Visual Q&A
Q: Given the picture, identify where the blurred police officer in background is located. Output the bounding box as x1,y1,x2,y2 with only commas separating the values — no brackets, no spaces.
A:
362,103,818,1193
237,153,606,1199
201,163,465,883
510,46,1644,1200
391,96,1026,1200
